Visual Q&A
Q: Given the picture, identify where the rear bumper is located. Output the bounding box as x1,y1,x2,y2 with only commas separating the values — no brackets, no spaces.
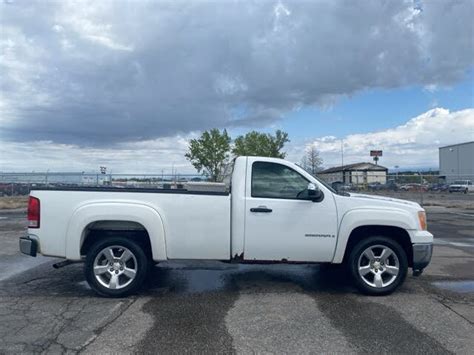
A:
412,243,433,270
19,236,38,257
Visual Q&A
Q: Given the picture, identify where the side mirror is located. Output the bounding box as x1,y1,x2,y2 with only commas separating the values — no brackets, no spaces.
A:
307,183,317,196
307,183,323,202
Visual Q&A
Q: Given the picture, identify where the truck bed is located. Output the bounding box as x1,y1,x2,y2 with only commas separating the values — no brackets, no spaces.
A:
29,188,231,260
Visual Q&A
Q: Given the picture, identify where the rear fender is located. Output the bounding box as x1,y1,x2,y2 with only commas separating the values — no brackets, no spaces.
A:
65,201,166,261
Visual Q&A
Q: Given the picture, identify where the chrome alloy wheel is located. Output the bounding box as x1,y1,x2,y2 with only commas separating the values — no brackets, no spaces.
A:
357,244,400,288
93,245,138,290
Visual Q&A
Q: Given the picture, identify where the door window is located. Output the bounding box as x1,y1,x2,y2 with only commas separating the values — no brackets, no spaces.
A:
251,162,309,199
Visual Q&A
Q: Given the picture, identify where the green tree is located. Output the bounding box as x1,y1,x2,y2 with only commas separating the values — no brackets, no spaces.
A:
232,130,290,158
185,129,231,182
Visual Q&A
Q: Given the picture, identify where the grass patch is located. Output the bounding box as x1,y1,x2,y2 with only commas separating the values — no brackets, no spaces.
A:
0,196,28,210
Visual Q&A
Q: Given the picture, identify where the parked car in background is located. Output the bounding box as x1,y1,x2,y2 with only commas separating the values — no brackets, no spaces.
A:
399,184,412,191
384,180,399,191
331,181,353,192
449,180,473,193
0,183,31,196
400,183,428,192
368,182,383,191
428,183,449,192
368,180,398,191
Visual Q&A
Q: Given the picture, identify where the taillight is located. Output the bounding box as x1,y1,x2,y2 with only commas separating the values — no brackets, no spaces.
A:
28,196,40,228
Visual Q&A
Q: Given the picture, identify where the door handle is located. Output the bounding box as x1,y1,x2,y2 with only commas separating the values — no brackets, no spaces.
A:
250,206,273,213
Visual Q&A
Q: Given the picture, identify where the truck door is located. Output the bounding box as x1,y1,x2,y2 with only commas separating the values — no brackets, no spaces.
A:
244,160,338,262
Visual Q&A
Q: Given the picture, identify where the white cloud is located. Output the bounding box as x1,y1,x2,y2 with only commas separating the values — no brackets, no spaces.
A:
303,108,474,170
0,0,472,145
2,108,472,173
1,135,194,174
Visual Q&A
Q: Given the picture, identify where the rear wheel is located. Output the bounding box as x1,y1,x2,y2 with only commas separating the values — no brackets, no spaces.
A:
85,236,149,297
349,236,408,295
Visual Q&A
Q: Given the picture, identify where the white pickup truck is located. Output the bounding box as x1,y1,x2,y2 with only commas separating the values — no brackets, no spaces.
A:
449,180,473,193
20,156,433,297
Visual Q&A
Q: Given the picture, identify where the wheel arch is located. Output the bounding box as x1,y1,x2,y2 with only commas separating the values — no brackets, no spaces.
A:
65,202,167,261
81,221,152,259
341,225,413,267
332,208,415,265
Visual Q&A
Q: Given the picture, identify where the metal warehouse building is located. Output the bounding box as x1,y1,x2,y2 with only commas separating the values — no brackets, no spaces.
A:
439,141,474,183
317,162,388,185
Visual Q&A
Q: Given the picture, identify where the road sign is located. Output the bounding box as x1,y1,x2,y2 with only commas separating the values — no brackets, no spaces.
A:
370,150,383,157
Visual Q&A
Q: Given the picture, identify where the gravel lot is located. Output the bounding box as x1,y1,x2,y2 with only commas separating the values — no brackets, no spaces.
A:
0,201,473,353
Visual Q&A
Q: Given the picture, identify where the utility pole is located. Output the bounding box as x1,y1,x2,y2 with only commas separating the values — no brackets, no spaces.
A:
341,139,344,167
172,162,175,184
419,171,424,206
341,139,345,183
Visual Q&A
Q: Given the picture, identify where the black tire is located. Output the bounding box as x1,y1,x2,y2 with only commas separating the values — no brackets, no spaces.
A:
348,236,408,296
85,236,149,297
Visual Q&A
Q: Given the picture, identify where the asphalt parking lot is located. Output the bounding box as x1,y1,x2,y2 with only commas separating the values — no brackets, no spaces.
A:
0,203,473,353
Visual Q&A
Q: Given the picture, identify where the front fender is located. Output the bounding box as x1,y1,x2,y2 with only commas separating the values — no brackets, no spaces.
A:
332,208,417,263
65,201,167,261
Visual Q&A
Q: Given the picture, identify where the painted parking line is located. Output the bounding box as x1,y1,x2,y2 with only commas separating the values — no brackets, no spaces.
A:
434,239,474,248
448,212,474,217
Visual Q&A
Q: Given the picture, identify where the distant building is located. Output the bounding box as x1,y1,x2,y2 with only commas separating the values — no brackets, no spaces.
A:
317,162,388,185
439,141,474,183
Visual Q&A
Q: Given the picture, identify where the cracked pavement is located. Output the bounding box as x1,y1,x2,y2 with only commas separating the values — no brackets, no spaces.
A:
0,206,473,353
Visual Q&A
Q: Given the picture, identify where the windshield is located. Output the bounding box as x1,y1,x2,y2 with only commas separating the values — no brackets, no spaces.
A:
295,163,338,194
311,175,337,193
453,180,467,184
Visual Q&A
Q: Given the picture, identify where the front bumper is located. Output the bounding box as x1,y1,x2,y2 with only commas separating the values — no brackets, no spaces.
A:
412,243,433,270
19,236,38,257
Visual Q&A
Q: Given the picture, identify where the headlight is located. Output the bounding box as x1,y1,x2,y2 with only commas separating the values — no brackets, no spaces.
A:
418,211,427,230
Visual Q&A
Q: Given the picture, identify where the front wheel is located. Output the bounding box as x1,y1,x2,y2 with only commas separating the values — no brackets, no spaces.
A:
85,236,149,297
349,236,408,295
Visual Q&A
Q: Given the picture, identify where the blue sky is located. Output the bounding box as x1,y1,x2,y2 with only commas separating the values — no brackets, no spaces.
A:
226,69,473,171
274,69,474,141
227,69,473,145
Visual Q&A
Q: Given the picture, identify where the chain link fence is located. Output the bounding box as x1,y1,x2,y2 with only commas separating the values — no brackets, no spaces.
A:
1,172,473,207
319,173,473,207
0,172,229,197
